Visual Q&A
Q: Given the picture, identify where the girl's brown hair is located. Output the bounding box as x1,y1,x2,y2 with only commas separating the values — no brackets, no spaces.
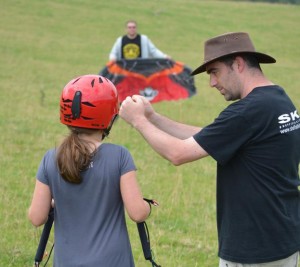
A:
56,127,99,184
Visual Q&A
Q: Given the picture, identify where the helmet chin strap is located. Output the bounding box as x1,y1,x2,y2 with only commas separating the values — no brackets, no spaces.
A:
103,114,119,139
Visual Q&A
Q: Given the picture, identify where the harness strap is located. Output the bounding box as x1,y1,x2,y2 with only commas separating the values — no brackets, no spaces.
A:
138,198,161,267
34,208,54,266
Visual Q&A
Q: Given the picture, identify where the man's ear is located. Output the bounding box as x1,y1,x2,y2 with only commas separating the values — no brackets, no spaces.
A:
234,56,245,73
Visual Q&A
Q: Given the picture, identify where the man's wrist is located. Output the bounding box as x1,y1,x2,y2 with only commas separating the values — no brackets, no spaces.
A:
132,116,148,131
147,111,158,124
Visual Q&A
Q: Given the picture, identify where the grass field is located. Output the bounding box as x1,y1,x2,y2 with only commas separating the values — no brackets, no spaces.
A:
0,0,300,266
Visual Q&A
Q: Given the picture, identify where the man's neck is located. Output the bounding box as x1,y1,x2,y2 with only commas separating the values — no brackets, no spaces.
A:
127,34,138,39
241,70,274,99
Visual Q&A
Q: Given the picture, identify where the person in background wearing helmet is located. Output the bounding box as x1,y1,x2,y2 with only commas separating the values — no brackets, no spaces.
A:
119,32,300,266
109,20,170,62
28,75,151,267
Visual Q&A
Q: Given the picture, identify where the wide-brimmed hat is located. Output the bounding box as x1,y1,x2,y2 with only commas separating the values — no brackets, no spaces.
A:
191,32,276,76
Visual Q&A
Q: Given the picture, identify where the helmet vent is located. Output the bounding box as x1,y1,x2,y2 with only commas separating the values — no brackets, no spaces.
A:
82,101,96,107
91,79,95,87
62,98,72,103
72,77,81,84
81,116,93,120
99,77,103,83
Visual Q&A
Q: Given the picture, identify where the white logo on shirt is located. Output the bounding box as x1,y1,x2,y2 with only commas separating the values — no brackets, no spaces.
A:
278,110,300,133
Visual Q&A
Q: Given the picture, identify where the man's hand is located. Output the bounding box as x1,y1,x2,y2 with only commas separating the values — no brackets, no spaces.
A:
137,95,155,120
120,95,148,128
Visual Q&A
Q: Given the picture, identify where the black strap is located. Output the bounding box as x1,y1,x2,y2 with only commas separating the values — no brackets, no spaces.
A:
137,222,151,259
137,198,161,267
34,208,54,266
137,221,161,267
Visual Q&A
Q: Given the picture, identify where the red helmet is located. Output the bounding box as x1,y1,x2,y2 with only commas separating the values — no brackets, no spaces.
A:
60,75,119,130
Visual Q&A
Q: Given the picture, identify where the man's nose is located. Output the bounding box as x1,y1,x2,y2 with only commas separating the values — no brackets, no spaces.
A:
209,76,217,88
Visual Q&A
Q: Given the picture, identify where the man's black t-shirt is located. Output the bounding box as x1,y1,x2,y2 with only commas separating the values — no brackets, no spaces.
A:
121,34,141,59
194,85,300,263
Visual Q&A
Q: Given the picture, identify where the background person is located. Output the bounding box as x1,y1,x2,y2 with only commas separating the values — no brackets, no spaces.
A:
28,75,151,267
109,20,170,62
119,32,300,266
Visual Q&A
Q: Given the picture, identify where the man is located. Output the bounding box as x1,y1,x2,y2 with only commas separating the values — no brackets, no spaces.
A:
109,20,170,61
119,32,300,266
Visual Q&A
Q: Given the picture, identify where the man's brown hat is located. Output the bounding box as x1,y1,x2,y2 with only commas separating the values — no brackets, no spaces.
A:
191,32,276,76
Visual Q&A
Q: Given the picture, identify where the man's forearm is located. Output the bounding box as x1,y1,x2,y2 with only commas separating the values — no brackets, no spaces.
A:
148,112,202,139
133,116,206,165
132,116,183,164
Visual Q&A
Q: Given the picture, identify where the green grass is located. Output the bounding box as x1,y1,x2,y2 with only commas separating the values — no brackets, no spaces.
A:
0,0,299,266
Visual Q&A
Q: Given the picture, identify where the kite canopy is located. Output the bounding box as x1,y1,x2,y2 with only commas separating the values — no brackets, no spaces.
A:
99,58,197,103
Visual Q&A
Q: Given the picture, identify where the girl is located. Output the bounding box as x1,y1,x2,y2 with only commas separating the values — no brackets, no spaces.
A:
28,75,151,267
